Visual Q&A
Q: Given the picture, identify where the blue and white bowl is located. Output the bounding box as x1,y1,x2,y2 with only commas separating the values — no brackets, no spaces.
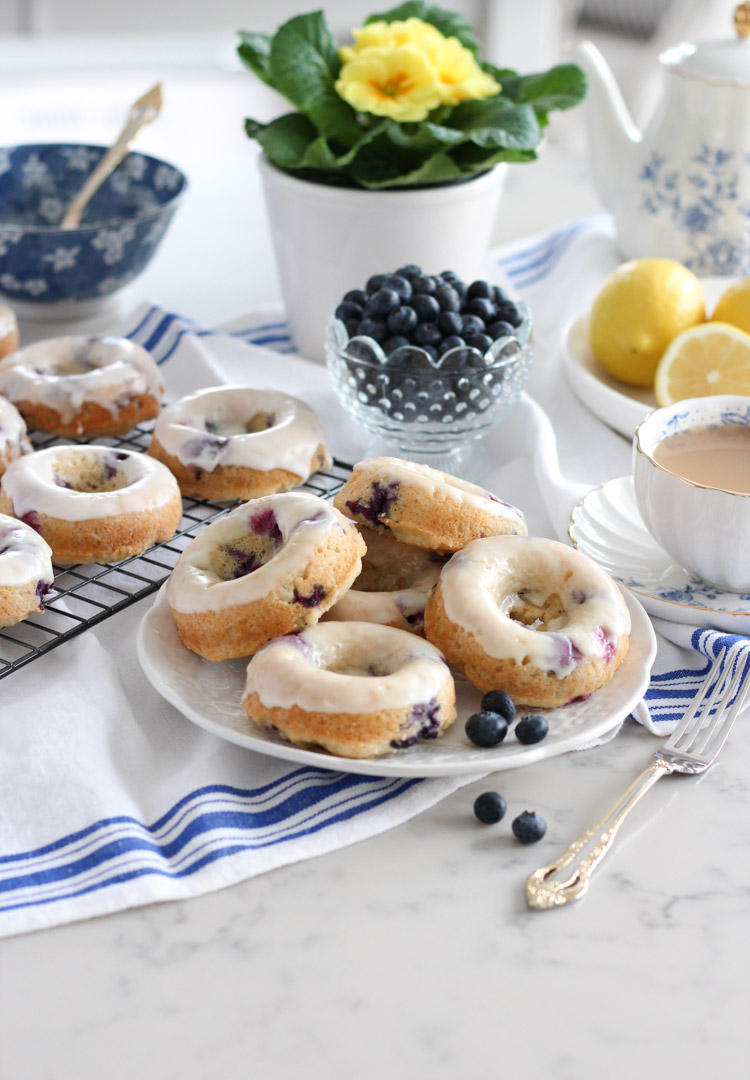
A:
0,143,187,315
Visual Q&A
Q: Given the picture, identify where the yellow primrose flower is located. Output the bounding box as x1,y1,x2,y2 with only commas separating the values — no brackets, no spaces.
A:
426,36,500,104
339,19,443,64
335,44,443,122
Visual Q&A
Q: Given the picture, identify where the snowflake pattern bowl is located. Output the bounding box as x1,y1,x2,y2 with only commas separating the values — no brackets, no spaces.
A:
0,143,187,314
325,302,533,459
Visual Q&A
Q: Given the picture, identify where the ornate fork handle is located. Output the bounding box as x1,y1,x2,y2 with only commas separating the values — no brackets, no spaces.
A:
526,759,674,909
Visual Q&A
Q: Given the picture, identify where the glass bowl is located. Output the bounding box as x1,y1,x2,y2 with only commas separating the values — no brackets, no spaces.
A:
325,301,533,459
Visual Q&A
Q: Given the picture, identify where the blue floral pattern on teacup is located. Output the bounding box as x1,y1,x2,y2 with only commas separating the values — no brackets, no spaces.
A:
639,144,750,275
0,144,187,305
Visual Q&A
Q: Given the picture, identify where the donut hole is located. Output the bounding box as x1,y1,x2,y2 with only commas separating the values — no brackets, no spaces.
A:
319,638,402,678
51,449,130,493
33,340,108,377
203,411,277,437
505,590,567,631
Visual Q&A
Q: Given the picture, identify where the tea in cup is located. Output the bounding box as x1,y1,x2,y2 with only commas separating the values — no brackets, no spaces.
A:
633,395,750,592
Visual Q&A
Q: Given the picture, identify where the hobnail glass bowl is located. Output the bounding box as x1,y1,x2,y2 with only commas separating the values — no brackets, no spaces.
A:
325,301,533,458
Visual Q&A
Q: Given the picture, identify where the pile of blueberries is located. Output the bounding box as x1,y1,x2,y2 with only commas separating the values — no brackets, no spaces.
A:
465,688,548,844
335,265,523,361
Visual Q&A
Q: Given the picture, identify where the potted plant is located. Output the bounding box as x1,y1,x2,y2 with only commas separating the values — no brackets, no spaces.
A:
238,2,586,360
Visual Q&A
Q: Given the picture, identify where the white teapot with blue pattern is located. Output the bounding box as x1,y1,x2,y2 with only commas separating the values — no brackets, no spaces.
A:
575,4,750,275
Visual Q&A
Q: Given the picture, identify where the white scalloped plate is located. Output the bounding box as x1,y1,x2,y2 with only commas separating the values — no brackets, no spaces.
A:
569,475,750,634
137,585,656,778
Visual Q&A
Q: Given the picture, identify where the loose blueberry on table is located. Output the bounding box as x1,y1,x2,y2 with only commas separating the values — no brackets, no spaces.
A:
512,811,547,844
465,709,509,748
473,791,507,825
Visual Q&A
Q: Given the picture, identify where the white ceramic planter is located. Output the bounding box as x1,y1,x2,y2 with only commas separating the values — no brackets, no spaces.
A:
259,157,507,363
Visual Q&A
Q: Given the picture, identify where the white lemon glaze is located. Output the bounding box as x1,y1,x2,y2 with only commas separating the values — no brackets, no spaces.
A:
151,386,331,477
0,513,53,587
1,445,180,522
0,397,31,463
326,562,441,627
168,492,347,615
0,336,163,422
243,621,452,715
439,535,630,678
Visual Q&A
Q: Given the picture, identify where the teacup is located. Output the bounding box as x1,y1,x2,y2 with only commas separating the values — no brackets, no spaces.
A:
633,395,750,593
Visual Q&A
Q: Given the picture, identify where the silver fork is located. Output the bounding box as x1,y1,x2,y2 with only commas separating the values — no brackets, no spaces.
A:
526,643,750,909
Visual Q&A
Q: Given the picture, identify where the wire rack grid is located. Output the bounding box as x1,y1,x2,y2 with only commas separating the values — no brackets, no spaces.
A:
0,423,352,681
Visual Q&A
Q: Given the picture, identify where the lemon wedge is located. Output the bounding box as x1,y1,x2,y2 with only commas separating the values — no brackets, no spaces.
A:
654,321,750,405
711,277,750,334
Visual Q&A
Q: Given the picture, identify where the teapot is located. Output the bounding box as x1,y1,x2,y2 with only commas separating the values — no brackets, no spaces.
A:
575,3,750,275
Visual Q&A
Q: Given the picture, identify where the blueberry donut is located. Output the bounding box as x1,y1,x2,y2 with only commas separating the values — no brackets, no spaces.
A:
0,445,182,565
0,335,163,438
0,397,31,477
0,303,19,361
324,526,445,632
167,492,365,661
424,536,630,708
243,621,457,758
333,457,527,553
0,513,54,628
147,386,331,500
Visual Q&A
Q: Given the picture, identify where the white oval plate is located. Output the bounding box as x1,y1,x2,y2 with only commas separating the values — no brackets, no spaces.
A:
137,585,656,778
570,474,750,635
562,278,734,439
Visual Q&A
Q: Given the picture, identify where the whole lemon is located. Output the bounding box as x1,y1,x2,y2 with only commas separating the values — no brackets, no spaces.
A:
588,258,705,387
711,277,750,333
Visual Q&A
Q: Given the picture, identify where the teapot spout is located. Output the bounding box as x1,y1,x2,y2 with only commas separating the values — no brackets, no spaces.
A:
573,41,642,212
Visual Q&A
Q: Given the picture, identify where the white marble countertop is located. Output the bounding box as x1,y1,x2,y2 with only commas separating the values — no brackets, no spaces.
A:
1,55,750,1080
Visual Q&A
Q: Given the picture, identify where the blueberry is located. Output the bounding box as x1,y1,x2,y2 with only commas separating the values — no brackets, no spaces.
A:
414,322,442,347
512,811,547,844
487,320,517,340
345,318,360,338
356,317,388,343
411,294,441,322
437,334,465,355
383,335,410,354
385,350,433,372
473,791,507,825
434,283,461,312
365,288,401,318
466,297,497,322
496,300,523,327
366,273,387,295
467,279,493,300
440,269,463,285
421,344,439,362
437,310,463,336
515,714,549,745
411,274,437,295
382,274,412,301
461,313,486,336
335,300,363,322
480,689,516,724
396,264,423,280
493,285,508,305
344,288,367,306
387,305,418,335
465,710,508,747
465,332,493,354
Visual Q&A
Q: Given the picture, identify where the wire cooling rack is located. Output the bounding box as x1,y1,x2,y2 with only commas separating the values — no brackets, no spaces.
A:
0,423,352,680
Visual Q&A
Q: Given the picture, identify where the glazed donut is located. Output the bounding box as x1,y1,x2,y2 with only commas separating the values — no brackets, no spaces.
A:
0,303,19,360
324,526,445,632
424,535,630,708
0,445,182,565
333,456,527,552
167,492,365,661
0,335,163,437
0,397,31,477
0,513,54,628
147,386,331,500
242,621,457,758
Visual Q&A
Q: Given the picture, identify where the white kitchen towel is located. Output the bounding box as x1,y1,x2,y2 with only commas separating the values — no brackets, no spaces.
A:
1,214,746,939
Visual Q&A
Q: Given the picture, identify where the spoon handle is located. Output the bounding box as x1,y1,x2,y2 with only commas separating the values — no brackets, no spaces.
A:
61,82,163,229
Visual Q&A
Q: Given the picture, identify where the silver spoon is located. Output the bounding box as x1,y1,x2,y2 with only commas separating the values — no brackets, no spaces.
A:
61,82,163,229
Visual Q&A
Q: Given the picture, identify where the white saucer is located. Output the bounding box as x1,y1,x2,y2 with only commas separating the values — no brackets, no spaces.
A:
569,475,750,634
562,278,734,439
137,585,656,779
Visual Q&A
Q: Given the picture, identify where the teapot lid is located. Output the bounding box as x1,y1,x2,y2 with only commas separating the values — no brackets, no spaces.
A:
660,3,750,86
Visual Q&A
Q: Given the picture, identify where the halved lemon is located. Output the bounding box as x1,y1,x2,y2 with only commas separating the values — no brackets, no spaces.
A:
654,321,750,405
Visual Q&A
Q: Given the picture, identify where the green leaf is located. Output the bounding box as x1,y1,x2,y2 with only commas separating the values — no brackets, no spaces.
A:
269,12,362,146
383,119,466,153
498,64,587,112
353,146,463,189
247,113,319,169
236,31,273,86
450,143,537,170
366,2,479,53
447,98,541,151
